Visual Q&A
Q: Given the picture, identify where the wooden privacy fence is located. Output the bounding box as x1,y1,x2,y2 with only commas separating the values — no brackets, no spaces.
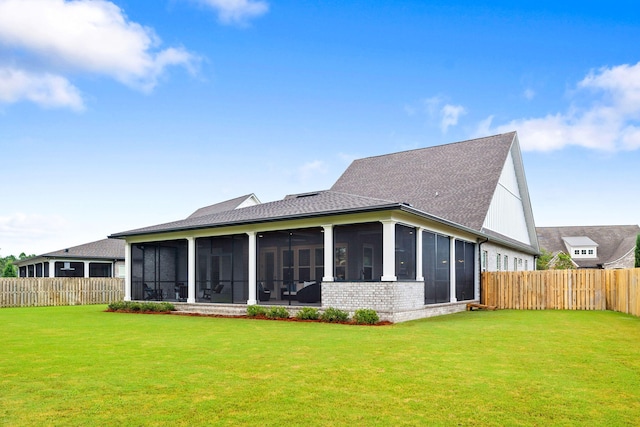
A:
482,268,640,316
0,278,125,308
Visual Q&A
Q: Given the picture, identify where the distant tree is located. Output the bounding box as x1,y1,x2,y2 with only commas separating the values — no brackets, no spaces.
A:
536,249,553,270
553,252,576,270
2,262,17,277
537,249,576,270
635,234,640,268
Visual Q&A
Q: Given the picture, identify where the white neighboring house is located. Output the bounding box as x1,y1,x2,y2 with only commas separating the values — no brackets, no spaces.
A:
109,132,539,322
14,239,125,278
537,225,640,269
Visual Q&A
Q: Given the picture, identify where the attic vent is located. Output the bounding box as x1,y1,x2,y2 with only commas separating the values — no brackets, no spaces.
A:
296,192,319,198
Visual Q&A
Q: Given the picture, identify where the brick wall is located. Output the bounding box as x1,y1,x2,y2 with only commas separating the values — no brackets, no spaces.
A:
322,281,472,322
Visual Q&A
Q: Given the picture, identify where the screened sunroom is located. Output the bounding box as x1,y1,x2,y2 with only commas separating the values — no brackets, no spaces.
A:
126,219,475,308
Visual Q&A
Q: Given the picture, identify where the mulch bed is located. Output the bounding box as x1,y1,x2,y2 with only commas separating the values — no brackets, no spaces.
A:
106,309,392,326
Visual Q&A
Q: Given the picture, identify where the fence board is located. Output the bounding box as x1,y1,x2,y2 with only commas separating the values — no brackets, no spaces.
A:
482,268,640,317
0,278,124,308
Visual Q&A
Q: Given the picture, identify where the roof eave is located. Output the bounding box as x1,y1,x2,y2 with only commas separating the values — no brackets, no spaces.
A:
109,203,404,239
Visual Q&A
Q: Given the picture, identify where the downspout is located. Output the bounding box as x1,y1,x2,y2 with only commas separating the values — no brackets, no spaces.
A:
477,237,489,303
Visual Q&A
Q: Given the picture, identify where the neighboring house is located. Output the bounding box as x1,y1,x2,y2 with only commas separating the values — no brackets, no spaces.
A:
14,239,126,278
536,225,640,269
109,132,539,322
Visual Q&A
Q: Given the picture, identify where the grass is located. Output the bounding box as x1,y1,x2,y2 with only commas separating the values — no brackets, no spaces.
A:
1,306,640,426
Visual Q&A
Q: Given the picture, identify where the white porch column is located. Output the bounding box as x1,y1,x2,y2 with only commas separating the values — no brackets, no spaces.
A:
450,237,457,302
187,237,196,303
48,260,55,278
84,261,90,278
247,231,257,305
322,225,334,282
416,228,424,281
124,242,131,301
381,220,397,281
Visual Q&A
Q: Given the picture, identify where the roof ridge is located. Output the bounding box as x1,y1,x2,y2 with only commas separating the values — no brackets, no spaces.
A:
345,131,516,163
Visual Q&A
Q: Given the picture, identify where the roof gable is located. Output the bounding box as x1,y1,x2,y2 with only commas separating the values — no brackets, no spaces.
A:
330,132,516,231
481,136,539,249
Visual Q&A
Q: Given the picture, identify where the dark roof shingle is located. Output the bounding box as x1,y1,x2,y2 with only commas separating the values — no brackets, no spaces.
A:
330,132,516,230
111,191,398,237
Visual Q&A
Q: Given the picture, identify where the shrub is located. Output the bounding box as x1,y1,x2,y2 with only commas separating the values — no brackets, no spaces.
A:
296,307,319,320
353,308,379,325
266,306,290,319
107,301,174,313
320,307,349,323
247,305,268,317
107,301,127,311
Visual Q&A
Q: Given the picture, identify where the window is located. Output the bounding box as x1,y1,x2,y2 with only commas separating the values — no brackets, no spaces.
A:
132,240,188,302
257,228,323,302
335,245,347,280
423,231,450,304
504,255,508,271
497,253,501,270
525,259,529,270
334,222,383,281
575,250,580,255
55,261,84,277
89,263,112,277
588,249,594,255
455,240,475,301
395,224,416,280
363,245,374,280
581,249,587,255
482,250,488,272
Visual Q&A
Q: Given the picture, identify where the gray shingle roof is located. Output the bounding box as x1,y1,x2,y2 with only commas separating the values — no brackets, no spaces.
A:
330,132,516,230
536,225,640,268
42,238,125,259
111,191,399,237
111,132,529,245
15,238,125,266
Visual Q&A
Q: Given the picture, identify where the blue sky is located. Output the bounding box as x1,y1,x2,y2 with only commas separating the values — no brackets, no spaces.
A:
1,0,639,256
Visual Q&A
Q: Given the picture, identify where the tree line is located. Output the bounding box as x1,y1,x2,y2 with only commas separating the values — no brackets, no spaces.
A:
0,252,35,277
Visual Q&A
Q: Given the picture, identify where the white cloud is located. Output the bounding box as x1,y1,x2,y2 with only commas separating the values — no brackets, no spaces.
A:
440,104,466,133
0,0,198,108
0,67,84,110
0,213,70,255
481,62,640,152
194,0,269,25
413,97,466,133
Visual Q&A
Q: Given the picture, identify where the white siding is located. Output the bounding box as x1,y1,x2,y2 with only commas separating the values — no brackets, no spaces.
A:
482,151,531,245
482,242,535,272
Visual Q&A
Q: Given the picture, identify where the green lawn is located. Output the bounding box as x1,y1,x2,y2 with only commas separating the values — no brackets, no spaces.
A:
2,306,639,426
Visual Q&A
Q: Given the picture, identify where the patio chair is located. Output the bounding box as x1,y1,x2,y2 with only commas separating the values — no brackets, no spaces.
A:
258,283,271,301
143,283,163,301
297,282,321,303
